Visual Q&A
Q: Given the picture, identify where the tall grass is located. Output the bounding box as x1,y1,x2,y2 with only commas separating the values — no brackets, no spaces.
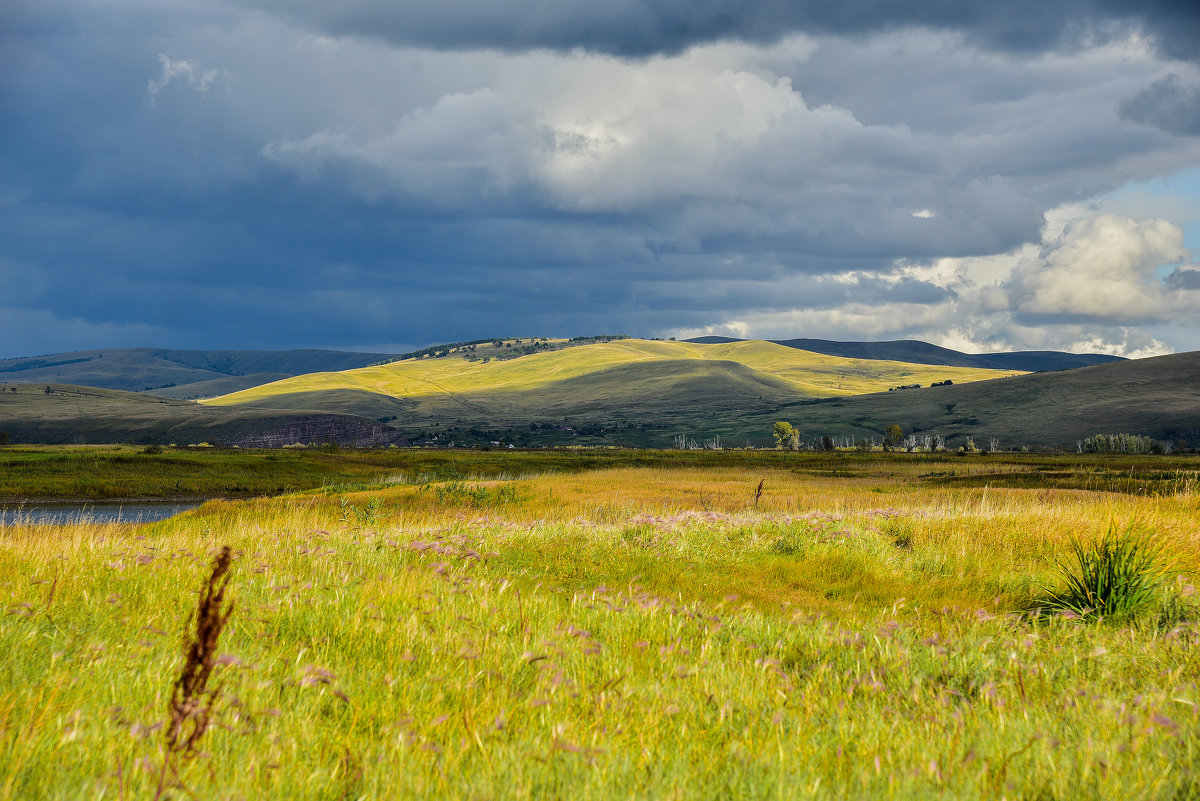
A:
0,458,1197,798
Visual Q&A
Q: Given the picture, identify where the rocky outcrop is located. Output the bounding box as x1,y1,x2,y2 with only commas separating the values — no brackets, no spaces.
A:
227,415,410,448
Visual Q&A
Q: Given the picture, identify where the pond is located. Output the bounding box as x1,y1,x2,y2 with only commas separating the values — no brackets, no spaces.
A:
0,502,201,526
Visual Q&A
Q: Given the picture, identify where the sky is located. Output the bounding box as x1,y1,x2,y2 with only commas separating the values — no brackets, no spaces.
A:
3,1,1200,358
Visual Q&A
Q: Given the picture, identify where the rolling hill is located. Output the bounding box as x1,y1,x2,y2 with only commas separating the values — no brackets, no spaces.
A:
207,339,1019,408
201,340,1198,449
751,350,1200,449
685,336,1124,372
203,339,1022,444
0,348,397,396
4,339,1190,450
0,383,406,447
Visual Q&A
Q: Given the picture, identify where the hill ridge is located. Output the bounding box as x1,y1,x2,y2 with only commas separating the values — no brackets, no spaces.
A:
685,336,1124,372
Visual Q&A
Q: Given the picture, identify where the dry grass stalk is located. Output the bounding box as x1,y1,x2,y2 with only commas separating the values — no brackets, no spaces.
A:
754,479,765,508
166,545,235,756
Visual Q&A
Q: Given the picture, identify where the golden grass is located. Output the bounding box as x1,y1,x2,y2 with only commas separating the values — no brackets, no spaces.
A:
1,459,1197,798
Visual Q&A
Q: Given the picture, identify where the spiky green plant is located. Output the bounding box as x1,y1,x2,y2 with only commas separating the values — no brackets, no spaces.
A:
1040,522,1165,621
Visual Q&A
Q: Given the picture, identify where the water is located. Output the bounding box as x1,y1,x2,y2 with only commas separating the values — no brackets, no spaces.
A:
0,502,201,526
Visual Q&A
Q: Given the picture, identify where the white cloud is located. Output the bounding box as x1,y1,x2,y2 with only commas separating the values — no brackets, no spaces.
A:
666,208,1198,356
1007,214,1189,321
147,53,224,102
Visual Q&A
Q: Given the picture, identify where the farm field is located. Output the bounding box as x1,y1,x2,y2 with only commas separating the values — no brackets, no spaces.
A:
1,452,1198,798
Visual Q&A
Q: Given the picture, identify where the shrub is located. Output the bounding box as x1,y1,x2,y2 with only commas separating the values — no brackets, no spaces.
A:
884,424,903,450
772,421,799,450
1078,433,1162,454
1037,522,1165,621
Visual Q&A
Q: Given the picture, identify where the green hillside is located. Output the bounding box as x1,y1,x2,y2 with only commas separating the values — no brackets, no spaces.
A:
152,373,295,400
751,350,1200,449
209,338,1017,407
204,343,1198,449
203,339,1020,445
0,383,405,447
6,341,1191,450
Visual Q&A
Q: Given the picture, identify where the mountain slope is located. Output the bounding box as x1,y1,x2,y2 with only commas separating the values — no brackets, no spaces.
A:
0,348,396,394
686,336,1124,372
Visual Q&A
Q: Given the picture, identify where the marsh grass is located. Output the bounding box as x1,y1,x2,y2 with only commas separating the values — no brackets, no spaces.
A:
1037,522,1167,622
0,457,1197,799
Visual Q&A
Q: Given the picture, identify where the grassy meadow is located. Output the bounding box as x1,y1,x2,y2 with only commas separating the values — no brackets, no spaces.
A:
1,451,1198,798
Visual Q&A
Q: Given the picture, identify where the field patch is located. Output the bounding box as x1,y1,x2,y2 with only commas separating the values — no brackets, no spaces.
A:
1,455,1197,798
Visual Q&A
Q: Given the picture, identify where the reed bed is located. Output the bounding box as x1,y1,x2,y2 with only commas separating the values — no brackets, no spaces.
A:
0,460,1197,799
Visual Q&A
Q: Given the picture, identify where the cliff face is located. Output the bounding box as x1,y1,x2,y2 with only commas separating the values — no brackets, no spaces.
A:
228,415,410,448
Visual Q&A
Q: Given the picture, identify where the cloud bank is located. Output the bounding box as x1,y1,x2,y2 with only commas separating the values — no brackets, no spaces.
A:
1,0,1199,358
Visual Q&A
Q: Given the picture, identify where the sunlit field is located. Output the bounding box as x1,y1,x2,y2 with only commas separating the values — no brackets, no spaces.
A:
2,454,1198,799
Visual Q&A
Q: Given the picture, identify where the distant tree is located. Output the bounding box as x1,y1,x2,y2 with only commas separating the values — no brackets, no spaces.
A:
772,421,799,450
0,432,9,447
884,424,903,450
44,385,53,395
820,435,834,451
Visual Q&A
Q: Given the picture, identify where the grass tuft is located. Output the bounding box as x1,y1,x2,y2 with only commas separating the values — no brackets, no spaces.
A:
1038,521,1165,621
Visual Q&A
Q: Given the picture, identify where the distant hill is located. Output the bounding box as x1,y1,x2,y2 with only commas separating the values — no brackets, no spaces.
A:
208,339,1017,408
750,350,1200,449
0,383,406,447
204,339,1021,446
204,341,1196,449
1,345,1194,450
0,348,397,396
685,336,1124,372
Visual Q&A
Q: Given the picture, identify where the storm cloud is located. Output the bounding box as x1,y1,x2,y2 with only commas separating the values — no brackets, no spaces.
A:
2,0,1200,357
251,0,1200,59
1121,74,1200,135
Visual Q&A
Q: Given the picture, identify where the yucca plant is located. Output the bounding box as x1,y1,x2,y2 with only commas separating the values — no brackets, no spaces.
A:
1040,522,1165,621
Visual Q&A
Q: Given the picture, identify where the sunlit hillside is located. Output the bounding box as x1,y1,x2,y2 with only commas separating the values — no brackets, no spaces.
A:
206,339,1020,410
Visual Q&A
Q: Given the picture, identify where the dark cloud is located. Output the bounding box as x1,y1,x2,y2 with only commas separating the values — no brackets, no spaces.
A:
1164,266,1200,290
1120,74,1200,136
252,0,1200,59
2,0,1199,358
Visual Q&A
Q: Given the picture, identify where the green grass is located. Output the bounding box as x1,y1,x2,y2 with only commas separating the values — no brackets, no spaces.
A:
2,446,1198,501
1,454,1198,798
1037,522,1167,621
